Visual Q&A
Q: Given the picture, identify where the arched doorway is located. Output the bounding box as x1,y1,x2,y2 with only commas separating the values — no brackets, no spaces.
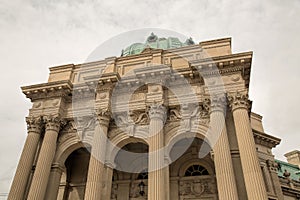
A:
112,142,149,200
57,147,90,200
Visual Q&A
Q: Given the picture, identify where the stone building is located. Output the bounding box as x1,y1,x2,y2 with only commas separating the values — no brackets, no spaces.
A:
8,34,300,200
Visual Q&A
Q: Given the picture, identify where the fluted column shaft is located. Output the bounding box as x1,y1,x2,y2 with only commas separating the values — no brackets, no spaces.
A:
44,164,64,200
84,111,110,200
103,162,114,200
27,116,64,200
148,104,166,200
228,92,268,200
8,117,43,200
164,156,170,200
209,97,239,200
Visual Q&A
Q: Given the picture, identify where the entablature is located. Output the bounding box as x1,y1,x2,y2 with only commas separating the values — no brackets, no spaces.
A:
253,129,281,148
21,80,72,101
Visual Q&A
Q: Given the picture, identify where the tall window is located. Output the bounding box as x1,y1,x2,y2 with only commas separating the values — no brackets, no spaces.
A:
184,165,209,176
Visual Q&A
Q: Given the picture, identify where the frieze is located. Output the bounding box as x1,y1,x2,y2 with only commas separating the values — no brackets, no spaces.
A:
72,87,96,99
168,104,209,131
168,107,182,121
129,110,149,125
76,116,96,139
112,111,149,137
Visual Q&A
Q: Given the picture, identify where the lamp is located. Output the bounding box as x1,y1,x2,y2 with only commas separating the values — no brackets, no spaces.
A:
138,181,145,196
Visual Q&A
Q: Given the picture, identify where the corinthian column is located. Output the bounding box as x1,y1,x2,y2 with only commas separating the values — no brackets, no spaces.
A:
228,92,268,200
148,104,166,200
8,116,43,200
84,110,110,200
27,116,64,200
208,96,239,200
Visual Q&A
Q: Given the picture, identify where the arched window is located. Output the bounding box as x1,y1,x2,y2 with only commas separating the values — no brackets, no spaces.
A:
184,165,209,176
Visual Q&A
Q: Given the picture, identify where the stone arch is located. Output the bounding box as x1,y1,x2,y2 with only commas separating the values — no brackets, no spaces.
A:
169,146,214,177
165,123,210,159
107,128,149,165
54,135,92,166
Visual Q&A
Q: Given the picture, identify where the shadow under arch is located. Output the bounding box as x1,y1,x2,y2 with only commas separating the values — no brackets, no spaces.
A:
108,132,149,173
54,135,92,166
168,136,215,177
108,128,149,161
165,122,211,163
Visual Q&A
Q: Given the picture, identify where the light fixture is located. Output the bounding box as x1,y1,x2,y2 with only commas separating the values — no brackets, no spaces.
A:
138,181,145,196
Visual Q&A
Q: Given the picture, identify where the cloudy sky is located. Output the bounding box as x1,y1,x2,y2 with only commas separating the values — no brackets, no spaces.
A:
0,0,299,195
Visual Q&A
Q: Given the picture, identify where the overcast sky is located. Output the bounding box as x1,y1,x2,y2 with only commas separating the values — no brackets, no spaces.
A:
0,0,299,195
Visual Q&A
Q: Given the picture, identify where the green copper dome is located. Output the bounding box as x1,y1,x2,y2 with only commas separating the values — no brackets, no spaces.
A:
121,33,195,56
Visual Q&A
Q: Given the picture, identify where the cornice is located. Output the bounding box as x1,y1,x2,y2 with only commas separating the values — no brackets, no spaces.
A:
199,37,231,47
84,72,121,86
253,129,281,148
190,51,252,65
21,80,73,101
49,64,75,72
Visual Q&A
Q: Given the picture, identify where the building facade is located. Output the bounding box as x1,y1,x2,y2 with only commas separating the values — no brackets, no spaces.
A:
8,34,300,200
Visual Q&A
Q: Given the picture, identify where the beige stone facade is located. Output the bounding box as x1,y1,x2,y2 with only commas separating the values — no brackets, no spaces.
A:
8,37,300,200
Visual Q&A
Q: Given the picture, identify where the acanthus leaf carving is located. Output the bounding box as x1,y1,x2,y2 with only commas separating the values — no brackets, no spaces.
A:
227,91,250,111
43,115,66,132
95,108,111,127
26,116,43,134
149,103,167,122
203,93,227,114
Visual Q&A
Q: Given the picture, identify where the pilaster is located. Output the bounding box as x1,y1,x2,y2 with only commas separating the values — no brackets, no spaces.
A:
103,161,115,200
44,163,64,200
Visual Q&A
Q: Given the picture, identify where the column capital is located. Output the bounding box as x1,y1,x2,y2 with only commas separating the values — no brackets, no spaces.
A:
227,91,251,111
43,115,66,132
204,94,227,114
26,116,43,134
95,108,111,127
149,103,167,122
